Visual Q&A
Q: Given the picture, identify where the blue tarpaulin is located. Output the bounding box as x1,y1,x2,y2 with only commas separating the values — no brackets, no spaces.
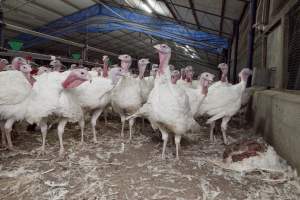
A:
16,4,228,54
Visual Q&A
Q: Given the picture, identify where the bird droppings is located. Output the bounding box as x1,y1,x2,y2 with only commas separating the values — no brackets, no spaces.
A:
0,117,300,200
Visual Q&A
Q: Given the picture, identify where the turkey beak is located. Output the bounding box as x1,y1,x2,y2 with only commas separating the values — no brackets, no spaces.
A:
28,65,33,72
153,44,161,53
153,44,160,50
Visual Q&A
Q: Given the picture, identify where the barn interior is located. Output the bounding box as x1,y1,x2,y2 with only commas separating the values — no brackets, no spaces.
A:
0,0,300,199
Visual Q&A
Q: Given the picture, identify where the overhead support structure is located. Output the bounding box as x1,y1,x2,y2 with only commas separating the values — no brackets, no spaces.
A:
161,0,178,21
161,0,231,36
219,0,226,36
0,21,122,58
0,48,102,67
3,2,229,71
15,4,227,53
188,0,201,29
159,0,236,21
247,0,257,86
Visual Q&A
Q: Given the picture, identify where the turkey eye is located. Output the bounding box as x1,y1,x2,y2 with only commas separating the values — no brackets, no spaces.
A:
81,72,84,75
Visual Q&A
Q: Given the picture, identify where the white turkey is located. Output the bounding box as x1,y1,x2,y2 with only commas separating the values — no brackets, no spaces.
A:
25,69,90,155
208,63,231,91
182,72,215,118
176,67,186,86
36,66,51,76
0,64,33,149
169,64,175,72
143,64,158,94
49,56,63,72
3,57,26,71
136,58,151,103
111,55,145,140
128,44,200,159
0,59,9,71
185,66,194,83
70,64,78,70
177,66,194,88
55,70,91,156
200,68,253,144
91,66,103,77
11,57,27,70
70,56,117,143
171,70,180,84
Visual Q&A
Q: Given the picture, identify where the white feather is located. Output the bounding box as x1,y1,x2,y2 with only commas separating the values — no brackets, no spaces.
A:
111,75,143,115
25,72,65,124
71,76,114,110
0,71,32,121
200,81,247,122
0,71,32,105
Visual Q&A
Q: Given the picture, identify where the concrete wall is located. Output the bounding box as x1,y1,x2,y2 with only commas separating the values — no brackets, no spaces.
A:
252,90,300,172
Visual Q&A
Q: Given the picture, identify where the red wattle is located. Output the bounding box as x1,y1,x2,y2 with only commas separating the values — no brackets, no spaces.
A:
62,75,81,89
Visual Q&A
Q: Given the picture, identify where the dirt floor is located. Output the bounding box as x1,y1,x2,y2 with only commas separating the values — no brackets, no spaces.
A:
0,116,300,200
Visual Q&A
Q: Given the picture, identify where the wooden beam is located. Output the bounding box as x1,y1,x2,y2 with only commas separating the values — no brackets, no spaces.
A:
264,0,298,34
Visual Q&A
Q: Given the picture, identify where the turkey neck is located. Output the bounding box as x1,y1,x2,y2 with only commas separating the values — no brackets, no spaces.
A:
200,79,209,96
21,72,35,86
239,74,249,89
158,53,171,75
171,77,178,84
220,72,228,82
181,73,186,80
138,65,146,79
103,62,109,78
0,64,5,71
234,74,248,93
121,61,131,73
53,65,61,72
186,76,192,83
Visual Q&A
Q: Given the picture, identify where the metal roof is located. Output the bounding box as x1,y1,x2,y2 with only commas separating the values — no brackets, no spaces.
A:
2,0,248,72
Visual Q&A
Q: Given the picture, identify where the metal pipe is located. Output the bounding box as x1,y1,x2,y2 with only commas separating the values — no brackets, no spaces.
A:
233,21,240,84
0,21,120,57
0,48,102,67
247,0,257,86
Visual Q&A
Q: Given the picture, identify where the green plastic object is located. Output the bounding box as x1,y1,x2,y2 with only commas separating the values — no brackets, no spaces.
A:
72,53,81,60
8,40,23,51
